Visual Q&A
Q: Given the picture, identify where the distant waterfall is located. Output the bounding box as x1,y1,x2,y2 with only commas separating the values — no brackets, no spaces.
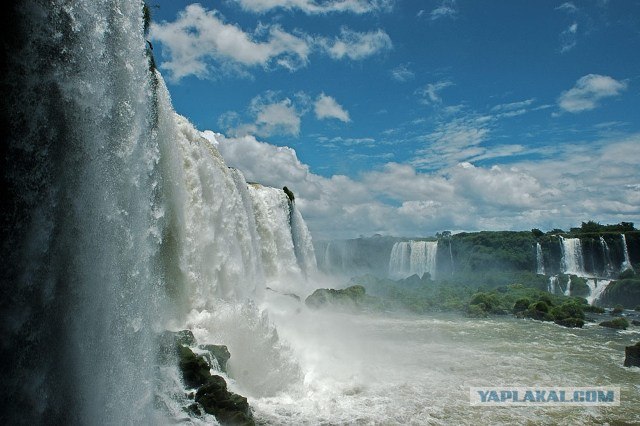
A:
389,241,438,279
389,242,411,278
548,276,557,294
559,236,586,276
621,234,633,271
536,242,545,275
585,279,610,305
599,236,614,277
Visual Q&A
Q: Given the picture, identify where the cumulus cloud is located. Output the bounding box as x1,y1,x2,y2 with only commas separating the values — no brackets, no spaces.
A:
320,28,393,60
430,0,458,20
390,64,415,82
230,0,394,14
149,4,310,81
314,94,351,122
415,80,454,105
208,128,640,239
219,92,304,137
558,74,628,113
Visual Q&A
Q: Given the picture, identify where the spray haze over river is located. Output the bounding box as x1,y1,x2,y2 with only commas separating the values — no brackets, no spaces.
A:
1,1,639,425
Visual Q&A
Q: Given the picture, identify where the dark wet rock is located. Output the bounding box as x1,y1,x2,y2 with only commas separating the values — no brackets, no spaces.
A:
554,317,584,328
599,318,630,330
632,320,640,326
187,403,201,416
305,285,367,309
199,344,231,373
624,342,640,367
158,330,197,364
179,346,212,388
176,342,254,425
195,375,254,425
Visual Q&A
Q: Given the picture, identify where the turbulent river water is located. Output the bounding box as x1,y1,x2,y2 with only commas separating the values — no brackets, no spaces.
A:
247,300,640,425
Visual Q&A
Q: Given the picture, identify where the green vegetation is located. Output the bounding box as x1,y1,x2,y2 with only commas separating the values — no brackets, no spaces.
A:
599,318,630,330
451,231,536,272
305,285,382,310
612,304,625,315
569,221,635,234
466,287,591,328
599,278,640,308
619,269,636,280
568,276,590,298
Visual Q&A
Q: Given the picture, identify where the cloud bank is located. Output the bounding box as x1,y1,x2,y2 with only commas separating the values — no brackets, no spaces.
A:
205,130,640,240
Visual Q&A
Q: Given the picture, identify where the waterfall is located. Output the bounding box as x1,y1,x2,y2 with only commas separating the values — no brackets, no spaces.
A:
389,242,411,278
599,236,614,277
449,238,455,274
559,236,586,276
564,278,572,296
621,234,633,272
1,1,316,422
536,242,545,275
548,276,558,294
585,279,610,305
389,241,438,279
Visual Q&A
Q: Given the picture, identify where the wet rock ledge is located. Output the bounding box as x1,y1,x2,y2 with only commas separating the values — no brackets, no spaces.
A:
161,330,254,425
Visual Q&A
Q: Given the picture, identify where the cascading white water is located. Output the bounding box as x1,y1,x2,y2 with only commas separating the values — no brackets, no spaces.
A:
564,278,572,296
559,236,586,276
599,236,614,277
548,276,558,294
388,241,438,279
290,202,318,277
535,242,545,275
585,279,610,305
389,241,410,278
1,1,317,422
248,185,305,290
1,1,170,423
621,234,633,271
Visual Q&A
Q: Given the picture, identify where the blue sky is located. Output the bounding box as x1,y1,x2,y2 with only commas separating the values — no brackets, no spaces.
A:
149,0,640,239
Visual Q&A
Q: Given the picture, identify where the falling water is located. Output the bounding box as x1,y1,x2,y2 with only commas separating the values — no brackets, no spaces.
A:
388,242,411,278
547,276,558,294
559,236,586,276
621,234,633,271
599,236,614,277
585,279,610,305
535,242,545,275
389,241,438,279
1,1,317,422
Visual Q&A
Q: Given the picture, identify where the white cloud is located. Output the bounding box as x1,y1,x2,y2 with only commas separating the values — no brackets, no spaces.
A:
320,28,393,60
149,4,310,81
558,74,628,113
390,64,415,82
430,0,458,20
559,22,578,53
314,94,351,122
230,0,394,14
555,2,578,13
253,99,302,136
208,127,640,239
220,92,304,137
415,80,454,105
